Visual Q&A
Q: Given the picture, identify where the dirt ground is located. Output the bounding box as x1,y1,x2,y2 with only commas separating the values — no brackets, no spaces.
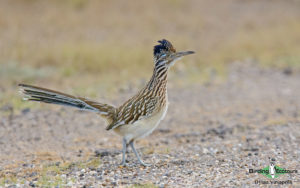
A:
0,62,299,187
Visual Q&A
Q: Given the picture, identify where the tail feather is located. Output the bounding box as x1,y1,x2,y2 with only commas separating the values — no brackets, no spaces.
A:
18,84,116,118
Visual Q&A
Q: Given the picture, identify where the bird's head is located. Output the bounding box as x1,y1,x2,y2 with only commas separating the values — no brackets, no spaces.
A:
153,39,194,68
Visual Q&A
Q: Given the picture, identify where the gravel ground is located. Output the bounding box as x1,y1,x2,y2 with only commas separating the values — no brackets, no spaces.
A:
0,63,300,187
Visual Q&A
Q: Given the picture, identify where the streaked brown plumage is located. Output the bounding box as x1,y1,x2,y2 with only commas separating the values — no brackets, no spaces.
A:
19,39,194,166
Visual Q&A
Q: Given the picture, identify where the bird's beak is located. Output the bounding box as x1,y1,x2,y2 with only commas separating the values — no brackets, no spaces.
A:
175,51,195,58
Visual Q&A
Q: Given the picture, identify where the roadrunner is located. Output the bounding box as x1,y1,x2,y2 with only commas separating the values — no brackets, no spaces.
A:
19,39,194,166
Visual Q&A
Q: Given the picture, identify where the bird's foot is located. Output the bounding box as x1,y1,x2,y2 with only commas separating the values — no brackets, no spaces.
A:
139,160,151,167
119,161,127,167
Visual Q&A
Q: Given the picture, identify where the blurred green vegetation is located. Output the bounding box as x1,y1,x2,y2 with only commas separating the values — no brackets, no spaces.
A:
0,158,100,187
0,0,299,111
215,21,300,69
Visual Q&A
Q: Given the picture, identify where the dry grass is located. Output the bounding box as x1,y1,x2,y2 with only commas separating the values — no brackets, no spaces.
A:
0,0,300,110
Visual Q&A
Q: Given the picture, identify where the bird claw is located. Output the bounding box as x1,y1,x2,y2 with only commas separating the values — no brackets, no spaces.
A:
140,161,151,167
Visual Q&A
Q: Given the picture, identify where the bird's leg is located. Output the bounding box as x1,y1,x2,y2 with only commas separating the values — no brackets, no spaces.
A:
120,138,127,166
129,140,151,166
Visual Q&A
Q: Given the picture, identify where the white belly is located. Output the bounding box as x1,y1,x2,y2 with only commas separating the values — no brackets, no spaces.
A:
114,104,168,142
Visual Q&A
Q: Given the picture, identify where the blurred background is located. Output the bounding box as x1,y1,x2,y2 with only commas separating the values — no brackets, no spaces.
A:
0,0,300,111
1,1,300,186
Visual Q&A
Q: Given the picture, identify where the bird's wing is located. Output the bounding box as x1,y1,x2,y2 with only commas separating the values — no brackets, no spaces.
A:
106,96,158,130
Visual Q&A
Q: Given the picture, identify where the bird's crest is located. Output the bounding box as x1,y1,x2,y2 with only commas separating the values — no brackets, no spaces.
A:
153,39,176,57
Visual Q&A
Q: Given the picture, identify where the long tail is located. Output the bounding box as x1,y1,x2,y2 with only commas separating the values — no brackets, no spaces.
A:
18,84,116,120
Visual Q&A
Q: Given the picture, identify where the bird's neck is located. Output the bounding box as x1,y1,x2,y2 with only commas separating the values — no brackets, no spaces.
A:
146,65,169,91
